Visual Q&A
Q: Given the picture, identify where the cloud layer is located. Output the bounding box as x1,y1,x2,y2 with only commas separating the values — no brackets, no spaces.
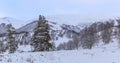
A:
0,0,120,20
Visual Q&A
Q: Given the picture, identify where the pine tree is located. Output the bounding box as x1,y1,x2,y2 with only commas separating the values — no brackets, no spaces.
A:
32,15,52,51
6,24,18,53
0,39,5,53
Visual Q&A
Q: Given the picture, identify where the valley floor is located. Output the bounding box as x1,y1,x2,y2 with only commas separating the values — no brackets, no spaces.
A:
0,44,120,63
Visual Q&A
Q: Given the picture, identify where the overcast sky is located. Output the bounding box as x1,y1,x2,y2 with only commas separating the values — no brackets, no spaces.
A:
0,0,120,21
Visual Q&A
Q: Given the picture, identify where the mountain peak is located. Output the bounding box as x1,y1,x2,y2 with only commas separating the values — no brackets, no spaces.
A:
0,17,24,29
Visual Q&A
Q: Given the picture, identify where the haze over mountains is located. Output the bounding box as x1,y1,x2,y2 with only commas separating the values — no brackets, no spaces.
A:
0,14,119,29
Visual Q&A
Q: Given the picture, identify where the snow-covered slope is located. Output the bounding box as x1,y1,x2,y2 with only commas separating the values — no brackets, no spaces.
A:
0,40,120,63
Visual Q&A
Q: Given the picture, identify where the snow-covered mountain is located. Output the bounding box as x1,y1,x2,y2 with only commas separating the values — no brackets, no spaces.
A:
16,19,82,47
0,17,84,47
0,17,28,34
0,16,119,49
0,15,93,29
0,17,25,29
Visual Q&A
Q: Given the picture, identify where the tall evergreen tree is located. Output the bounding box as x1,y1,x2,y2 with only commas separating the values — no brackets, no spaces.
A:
0,38,5,53
32,15,52,51
6,24,18,53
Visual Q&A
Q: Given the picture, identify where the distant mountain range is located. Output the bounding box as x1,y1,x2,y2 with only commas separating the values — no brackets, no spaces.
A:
0,17,84,47
0,16,119,49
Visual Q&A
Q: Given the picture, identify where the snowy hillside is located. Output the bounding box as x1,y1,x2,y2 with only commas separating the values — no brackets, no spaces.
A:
0,40,120,63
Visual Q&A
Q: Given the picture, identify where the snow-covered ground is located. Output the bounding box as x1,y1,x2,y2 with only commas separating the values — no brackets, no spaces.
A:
0,41,120,63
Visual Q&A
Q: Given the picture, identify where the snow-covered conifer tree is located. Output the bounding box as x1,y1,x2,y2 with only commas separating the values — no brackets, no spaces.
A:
32,15,52,51
7,24,18,53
